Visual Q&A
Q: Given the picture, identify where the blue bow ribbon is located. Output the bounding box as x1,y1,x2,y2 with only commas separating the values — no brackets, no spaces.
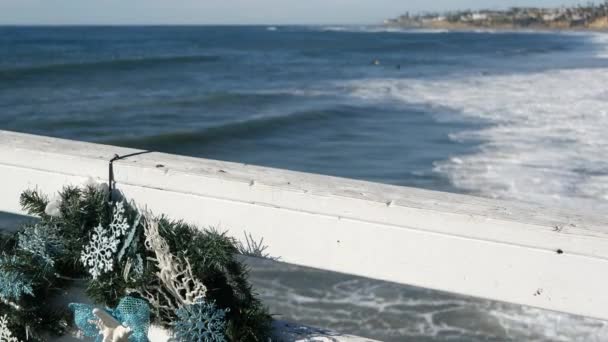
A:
69,296,150,342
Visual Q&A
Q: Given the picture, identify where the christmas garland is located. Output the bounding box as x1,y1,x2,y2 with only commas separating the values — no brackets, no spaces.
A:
0,181,273,341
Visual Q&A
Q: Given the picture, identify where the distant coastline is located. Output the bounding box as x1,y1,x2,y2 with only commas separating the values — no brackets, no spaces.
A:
385,4,608,32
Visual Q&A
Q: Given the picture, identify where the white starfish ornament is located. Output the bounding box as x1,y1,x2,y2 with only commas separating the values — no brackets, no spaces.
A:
93,308,133,342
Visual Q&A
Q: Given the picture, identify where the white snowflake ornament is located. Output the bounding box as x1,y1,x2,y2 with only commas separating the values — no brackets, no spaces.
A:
80,201,134,279
109,202,130,238
81,224,119,279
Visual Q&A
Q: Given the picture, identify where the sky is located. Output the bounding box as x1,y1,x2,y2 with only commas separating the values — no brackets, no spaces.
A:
0,0,599,25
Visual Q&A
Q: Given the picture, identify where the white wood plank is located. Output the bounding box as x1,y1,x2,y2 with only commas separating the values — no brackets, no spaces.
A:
1,130,608,322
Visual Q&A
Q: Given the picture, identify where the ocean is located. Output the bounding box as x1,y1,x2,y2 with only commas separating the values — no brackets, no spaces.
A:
1,26,608,341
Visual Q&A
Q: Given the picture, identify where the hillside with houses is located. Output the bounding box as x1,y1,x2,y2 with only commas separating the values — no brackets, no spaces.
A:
385,2,608,30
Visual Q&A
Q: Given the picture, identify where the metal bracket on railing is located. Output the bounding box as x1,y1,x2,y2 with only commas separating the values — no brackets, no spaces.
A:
107,154,122,220
106,150,152,219
108,154,121,204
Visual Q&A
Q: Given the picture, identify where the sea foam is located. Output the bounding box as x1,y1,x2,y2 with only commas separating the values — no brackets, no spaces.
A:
591,32,608,58
317,25,449,34
346,67,608,212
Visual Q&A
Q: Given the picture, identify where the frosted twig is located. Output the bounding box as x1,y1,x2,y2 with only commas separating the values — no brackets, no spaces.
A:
141,213,206,323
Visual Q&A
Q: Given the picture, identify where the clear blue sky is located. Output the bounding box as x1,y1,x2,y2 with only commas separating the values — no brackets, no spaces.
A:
0,0,597,25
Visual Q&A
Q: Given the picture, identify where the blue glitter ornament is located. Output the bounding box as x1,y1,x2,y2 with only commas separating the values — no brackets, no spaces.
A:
17,224,62,266
69,296,150,342
0,254,33,302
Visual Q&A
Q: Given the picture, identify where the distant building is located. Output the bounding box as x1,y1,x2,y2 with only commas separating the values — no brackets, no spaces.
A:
472,13,488,21
542,13,560,21
571,14,584,21
385,3,608,29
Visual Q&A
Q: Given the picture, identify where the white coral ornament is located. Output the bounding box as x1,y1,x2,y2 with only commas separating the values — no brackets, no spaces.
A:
0,315,21,342
142,214,207,321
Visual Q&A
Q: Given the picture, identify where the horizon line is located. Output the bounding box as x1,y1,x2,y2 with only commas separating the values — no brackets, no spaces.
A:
0,22,378,27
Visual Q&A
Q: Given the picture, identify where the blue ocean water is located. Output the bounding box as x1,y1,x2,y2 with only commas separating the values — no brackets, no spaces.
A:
3,26,608,201
2,26,608,341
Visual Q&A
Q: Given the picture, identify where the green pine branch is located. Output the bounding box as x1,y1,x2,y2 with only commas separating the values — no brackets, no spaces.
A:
5,185,273,341
19,188,49,218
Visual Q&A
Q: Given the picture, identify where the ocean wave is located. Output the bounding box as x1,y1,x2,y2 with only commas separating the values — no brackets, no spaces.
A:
316,25,449,34
165,91,298,109
489,306,608,342
247,257,608,341
104,106,352,149
0,54,221,79
313,25,583,35
590,32,608,58
343,67,608,212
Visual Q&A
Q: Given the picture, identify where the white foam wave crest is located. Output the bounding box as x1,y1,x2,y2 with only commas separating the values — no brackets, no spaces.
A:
317,25,449,34
346,68,608,211
489,306,608,342
591,32,608,58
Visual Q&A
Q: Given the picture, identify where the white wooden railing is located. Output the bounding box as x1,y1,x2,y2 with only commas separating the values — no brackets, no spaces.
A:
1,130,608,335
